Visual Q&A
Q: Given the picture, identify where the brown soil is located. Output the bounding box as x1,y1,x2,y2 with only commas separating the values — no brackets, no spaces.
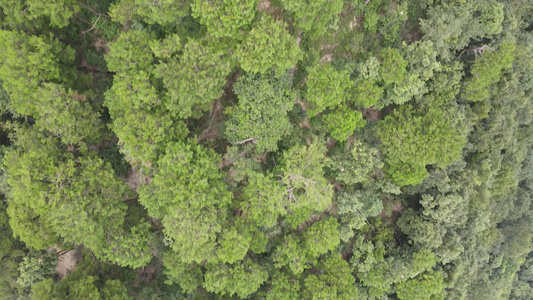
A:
362,107,382,121
326,138,337,150
125,166,151,191
379,201,404,224
258,0,284,20
93,36,110,54
49,247,81,279
299,118,311,129
319,54,333,63
134,267,157,286
258,0,271,12
319,42,340,63
296,214,321,231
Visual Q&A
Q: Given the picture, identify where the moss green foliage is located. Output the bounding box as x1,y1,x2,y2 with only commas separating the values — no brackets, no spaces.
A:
155,38,232,118
378,105,466,186
105,72,188,163
0,30,75,115
192,0,257,38
462,42,516,102
305,63,351,117
278,0,343,40
237,14,302,74
380,48,408,85
277,140,334,214
1,0,533,299
110,0,191,25
6,127,152,268
225,73,294,152
139,140,232,264
322,106,366,141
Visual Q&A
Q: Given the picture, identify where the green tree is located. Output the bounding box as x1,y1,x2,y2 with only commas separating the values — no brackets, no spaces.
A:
237,14,302,74
240,171,286,228
378,105,465,186
225,73,295,152
420,2,505,60
301,254,358,300
396,271,445,300
329,140,382,186
139,141,232,263
0,30,75,116
273,235,312,275
263,271,301,300
204,258,268,298
16,251,57,292
462,42,516,102
278,140,333,214
163,251,204,294
154,39,231,118
105,71,188,164
351,78,383,108
101,280,131,300
5,128,151,268
191,0,257,38
216,228,250,264
274,218,340,275
322,106,366,142
0,0,78,28
303,217,340,258
34,83,102,145
106,30,155,74
278,0,343,40
380,48,407,85
305,64,351,117
110,0,191,25
25,0,79,27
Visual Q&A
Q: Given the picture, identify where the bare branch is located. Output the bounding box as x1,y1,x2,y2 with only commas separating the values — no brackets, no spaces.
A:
234,137,256,145
82,14,101,35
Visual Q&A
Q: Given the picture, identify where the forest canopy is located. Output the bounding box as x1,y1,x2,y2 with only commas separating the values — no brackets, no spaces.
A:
0,0,532,299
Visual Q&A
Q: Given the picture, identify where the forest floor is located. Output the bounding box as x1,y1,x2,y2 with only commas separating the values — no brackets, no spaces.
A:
49,247,80,279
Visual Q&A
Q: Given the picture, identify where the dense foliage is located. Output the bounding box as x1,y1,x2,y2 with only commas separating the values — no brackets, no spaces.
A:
0,0,532,299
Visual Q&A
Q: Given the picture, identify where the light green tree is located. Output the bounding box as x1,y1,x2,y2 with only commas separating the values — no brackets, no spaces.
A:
106,30,155,73
204,258,268,298
278,140,333,213
0,30,75,116
278,0,343,39
139,141,232,263
105,71,188,164
305,64,351,117
302,254,358,300
154,39,231,118
378,105,466,186
237,15,302,74
226,73,295,152
110,0,191,25
191,0,257,38
322,106,366,142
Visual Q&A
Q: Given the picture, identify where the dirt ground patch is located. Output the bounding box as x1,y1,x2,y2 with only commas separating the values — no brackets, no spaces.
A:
125,166,151,191
49,247,81,279
362,107,382,121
